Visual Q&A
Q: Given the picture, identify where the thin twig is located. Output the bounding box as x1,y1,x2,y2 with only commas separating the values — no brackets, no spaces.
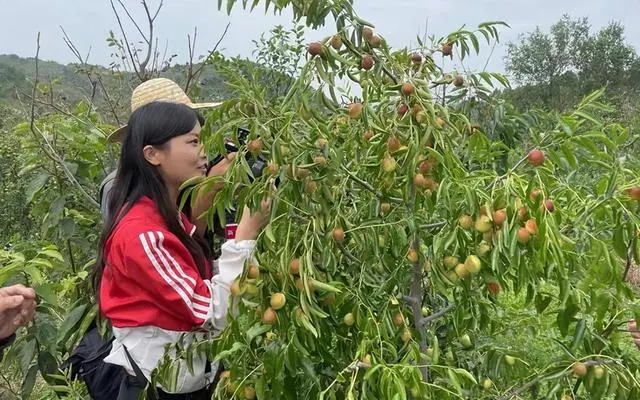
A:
337,243,359,264
61,24,123,123
623,241,634,281
419,220,447,230
346,360,371,372
341,165,403,204
28,33,99,209
110,0,140,79
116,0,149,43
419,302,455,325
485,154,529,190
185,27,197,94
184,22,231,94
498,359,617,400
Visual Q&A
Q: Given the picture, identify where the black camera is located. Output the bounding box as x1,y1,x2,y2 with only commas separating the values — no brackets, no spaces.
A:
207,127,268,180
206,127,275,241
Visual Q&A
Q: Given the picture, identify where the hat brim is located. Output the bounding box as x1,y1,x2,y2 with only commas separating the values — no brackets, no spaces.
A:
106,101,223,143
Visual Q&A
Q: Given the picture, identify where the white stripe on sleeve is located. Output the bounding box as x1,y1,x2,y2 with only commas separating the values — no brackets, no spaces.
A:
148,232,210,312
153,232,211,306
138,232,209,320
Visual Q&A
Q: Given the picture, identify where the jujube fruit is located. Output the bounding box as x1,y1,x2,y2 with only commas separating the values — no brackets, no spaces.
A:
401,82,415,96
289,259,300,275
344,312,355,326
571,361,587,377
527,149,545,167
361,55,374,70
270,293,286,310
247,264,260,279
348,103,363,119
308,42,323,57
262,307,277,324
492,209,507,226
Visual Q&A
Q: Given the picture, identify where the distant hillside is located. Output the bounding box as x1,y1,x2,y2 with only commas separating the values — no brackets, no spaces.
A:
0,54,242,124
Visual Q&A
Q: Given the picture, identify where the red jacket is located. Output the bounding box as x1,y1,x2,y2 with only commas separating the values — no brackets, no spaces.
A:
99,196,255,392
100,197,214,331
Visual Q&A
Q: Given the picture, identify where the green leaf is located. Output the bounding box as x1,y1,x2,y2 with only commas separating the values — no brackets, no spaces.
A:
446,368,463,394
20,340,37,375
453,367,478,384
226,0,236,14
40,249,64,263
573,110,601,126
21,365,38,399
24,172,50,204
44,196,66,231
613,224,627,259
58,218,76,238
245,324,272,344
560,144,577,169
469,34,479,54
569,319,586,352
557,302,579,337
23,265,45,284
535,294,552,314
34,320,58,353
213,341,247,361
57,304,87,345
35,284,58,306
38,351,59,384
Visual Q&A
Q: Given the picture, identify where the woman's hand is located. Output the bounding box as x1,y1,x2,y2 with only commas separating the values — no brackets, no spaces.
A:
191,153,236,234
235,198,271,241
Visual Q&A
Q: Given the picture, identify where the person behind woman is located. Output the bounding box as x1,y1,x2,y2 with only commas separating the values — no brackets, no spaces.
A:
93,101,268,399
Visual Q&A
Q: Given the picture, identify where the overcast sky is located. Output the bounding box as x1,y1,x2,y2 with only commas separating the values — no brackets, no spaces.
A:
1,0,638,77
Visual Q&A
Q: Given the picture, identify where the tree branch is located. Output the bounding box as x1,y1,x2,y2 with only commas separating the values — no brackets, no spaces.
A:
116,0,149,43
485,154,529,190
110,0,141,79
405,173,428,381
419,302,455,325
419,220,447,231
401,295,419,305
337,243,359,264
28,33,99,209
498,359,617,400
341,164,403,204
138,0,162,73
184,22,231,95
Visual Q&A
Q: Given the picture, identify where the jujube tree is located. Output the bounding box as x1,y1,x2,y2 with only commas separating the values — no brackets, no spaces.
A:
167,1,640,399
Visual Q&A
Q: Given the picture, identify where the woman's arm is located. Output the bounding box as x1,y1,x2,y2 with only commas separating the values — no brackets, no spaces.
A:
190,153,236,236
115,202,269,331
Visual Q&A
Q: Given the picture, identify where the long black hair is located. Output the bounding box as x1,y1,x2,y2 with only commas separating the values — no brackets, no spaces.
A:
93,101,211,296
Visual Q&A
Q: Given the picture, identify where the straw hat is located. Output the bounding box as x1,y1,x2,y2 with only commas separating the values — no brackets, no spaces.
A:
107,78,222,143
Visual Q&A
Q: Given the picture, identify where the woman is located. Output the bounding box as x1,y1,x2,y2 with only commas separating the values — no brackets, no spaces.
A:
93,101,267,399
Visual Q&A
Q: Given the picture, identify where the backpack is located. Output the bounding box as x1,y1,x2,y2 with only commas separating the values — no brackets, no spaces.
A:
62,324,126,400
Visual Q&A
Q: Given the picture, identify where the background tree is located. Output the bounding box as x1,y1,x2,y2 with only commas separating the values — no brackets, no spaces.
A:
151,1,640,399
505,15,640,112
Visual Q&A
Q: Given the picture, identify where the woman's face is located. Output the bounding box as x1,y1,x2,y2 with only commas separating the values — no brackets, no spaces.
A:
151,121,208,190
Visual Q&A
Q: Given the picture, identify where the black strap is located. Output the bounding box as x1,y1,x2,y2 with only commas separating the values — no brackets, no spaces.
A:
0,333,16,356
122,345,159,400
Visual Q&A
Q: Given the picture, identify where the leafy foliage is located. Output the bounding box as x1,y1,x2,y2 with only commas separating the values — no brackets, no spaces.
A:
0,2,639,400
150,2,640,399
